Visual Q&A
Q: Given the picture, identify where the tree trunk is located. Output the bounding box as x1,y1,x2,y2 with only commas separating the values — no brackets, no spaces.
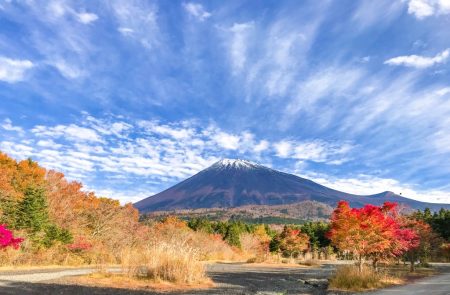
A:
372,258,378,272
358,255,363,273
409,255,415,272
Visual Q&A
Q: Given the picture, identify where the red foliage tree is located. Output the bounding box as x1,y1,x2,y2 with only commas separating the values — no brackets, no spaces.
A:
0,224,23,250
327,201,418,272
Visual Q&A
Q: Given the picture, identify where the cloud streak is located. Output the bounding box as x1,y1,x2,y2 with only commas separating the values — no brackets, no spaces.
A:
183,2,211,21
384,49,449,68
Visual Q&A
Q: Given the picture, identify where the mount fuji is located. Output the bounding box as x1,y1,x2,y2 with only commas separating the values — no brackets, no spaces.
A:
134,159,448,213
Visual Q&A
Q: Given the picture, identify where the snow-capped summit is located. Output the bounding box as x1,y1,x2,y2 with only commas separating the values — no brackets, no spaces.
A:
210,158,264,170
134,158,441,213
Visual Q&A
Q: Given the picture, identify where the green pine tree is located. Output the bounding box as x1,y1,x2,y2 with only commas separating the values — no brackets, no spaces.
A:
224,223,242,248
16,186,50,233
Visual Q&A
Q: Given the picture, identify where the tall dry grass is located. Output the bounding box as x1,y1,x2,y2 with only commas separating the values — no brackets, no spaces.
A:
328,265,401,291
121,242,206,284
118,218,240,284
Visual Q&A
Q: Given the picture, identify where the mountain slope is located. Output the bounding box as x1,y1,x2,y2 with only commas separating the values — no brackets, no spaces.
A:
134,159,449,212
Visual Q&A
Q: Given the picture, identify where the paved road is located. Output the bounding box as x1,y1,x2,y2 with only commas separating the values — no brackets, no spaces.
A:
0,268,97,284
363,271,450,295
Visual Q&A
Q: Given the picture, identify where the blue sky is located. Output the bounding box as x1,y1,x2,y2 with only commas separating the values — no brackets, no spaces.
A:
1,0,449,204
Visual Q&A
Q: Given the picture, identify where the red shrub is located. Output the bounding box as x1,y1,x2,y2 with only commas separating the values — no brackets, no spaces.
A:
0,224,23,250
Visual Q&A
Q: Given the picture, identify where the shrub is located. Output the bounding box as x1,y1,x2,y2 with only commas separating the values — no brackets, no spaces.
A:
0,224,23,250
68,236,93,252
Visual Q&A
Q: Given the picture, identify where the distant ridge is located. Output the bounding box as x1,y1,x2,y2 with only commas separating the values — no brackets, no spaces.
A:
135,159,449,213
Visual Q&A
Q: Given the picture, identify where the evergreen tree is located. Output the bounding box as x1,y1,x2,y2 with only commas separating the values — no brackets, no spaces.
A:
16,186,49,233
224,223,242,248
43,225,73,247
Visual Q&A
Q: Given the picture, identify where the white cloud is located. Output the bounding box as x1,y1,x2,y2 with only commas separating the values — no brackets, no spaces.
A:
118,27,134,35
254,140,269,153
213,131,240,150
407,0,450,19
0,141,33,158
76,12,98,24
1,118,24,133
32,124,103,142
138,120,194,140
182,2,211,21
384,49,449,68
0,57,34,83
274,141,292,158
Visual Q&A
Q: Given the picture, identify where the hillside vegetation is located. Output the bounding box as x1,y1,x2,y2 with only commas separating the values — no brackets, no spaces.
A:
143,201,333,224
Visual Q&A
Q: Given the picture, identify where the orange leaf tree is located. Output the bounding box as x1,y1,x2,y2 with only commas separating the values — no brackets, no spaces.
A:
273,226,309,259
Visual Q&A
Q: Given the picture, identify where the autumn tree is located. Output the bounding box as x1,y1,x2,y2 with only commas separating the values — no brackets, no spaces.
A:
270,226,309,259
327,201,418,272
403,219,443,271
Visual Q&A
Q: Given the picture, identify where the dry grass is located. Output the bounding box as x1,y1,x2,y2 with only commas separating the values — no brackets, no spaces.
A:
299,259,321,266
328,265,404,291
66,272,213,292
121,243,208,284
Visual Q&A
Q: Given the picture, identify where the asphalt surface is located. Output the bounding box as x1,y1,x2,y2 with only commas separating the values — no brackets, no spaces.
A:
363,269,450,295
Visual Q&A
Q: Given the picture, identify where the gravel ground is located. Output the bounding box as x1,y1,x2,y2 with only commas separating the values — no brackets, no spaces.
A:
0,263,333,294
0,263,448,295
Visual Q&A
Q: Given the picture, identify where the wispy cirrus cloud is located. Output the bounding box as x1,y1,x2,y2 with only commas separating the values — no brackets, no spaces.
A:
183,2,211,21
47,1,98,24
274,140,354,164
384,49,449,68
227,22,254,74
111,0,160,49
